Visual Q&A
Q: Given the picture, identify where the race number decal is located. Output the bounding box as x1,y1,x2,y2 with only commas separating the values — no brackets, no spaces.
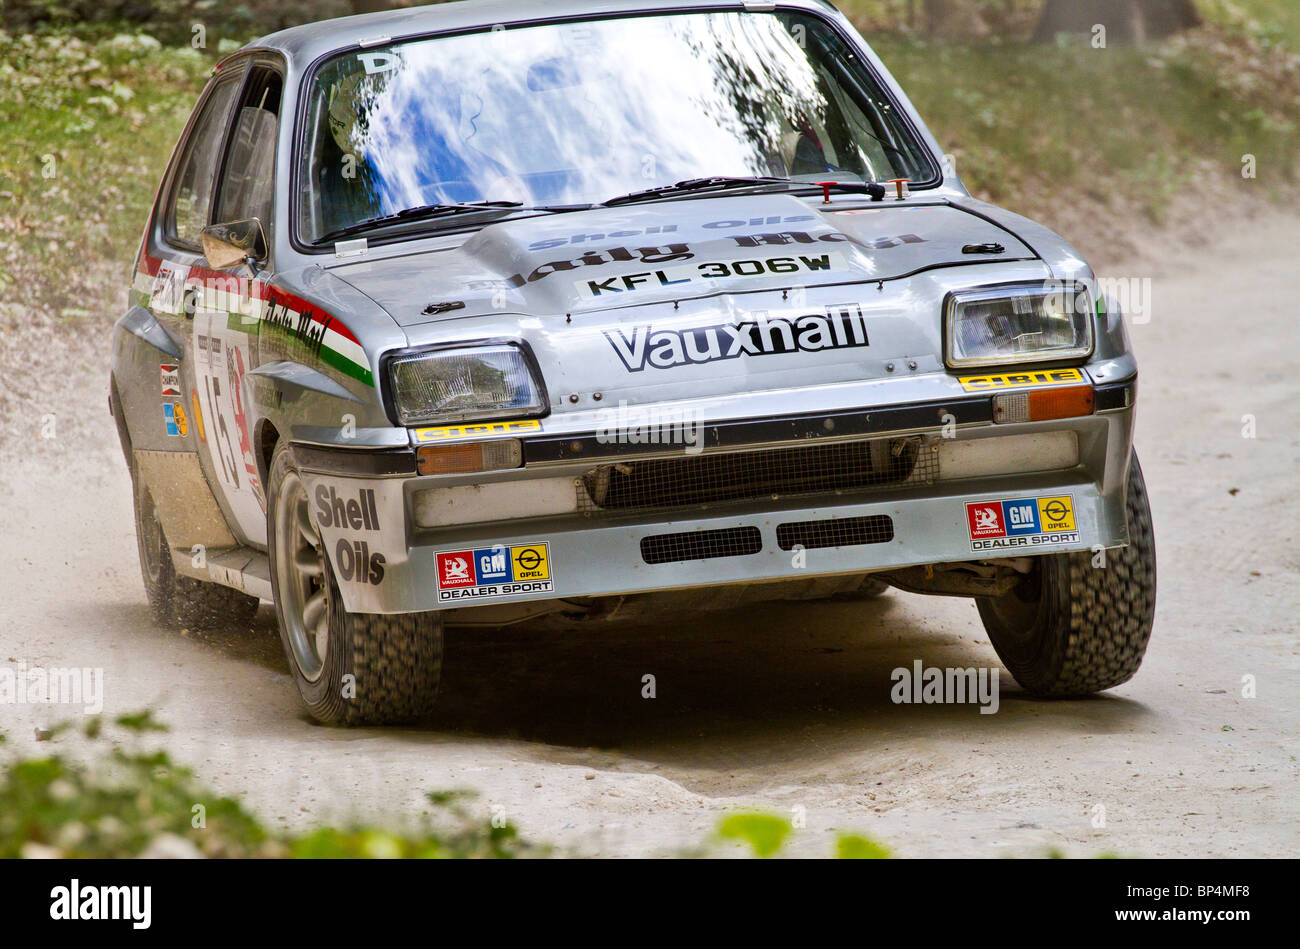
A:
194,310,267,542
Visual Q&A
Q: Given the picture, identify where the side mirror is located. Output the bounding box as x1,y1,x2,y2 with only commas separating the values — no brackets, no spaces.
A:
200,219,267,271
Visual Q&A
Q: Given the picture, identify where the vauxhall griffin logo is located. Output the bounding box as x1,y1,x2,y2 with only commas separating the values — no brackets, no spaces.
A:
605,304,870,372
973,507,1001,532
443,556,471,582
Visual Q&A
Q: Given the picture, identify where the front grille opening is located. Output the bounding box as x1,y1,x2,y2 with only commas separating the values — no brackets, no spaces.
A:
776,515,895,551
581,436,932,515
640,526,763,565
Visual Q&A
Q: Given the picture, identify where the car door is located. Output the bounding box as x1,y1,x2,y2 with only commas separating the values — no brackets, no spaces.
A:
146,65,253,538
187,63,286,549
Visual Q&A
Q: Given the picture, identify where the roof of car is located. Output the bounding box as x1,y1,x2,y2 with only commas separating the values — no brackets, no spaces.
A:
245,0,839,66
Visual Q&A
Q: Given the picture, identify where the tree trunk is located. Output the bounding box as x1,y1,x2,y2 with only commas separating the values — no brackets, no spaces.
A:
1033,0,1200,44
922,0,992,41
350,0,407,14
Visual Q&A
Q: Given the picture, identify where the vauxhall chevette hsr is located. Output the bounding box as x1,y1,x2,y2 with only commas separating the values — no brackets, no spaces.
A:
110,0,1156,724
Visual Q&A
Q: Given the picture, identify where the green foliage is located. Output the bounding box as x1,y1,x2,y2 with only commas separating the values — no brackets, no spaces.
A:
0,31,209,329
836,833,892,859
838,0,1043,38
871,26,1299,221
1201,0,1300,51
0,1,350,46
716,812,893,858
717,812,793,858
0,712,538,859
115,708,170,732
0,718,269,858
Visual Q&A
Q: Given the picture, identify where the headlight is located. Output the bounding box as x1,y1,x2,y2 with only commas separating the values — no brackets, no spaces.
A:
387,343,546,426
945,283,1094,369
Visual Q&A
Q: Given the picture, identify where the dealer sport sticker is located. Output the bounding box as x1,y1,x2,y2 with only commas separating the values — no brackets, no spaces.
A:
435,542,553,602
965,495,1078,551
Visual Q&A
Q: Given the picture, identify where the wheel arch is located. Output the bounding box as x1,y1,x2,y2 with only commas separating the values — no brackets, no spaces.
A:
256,418,280,490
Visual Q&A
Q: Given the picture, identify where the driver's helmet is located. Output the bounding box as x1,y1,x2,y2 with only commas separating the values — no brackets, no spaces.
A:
327,70,387,155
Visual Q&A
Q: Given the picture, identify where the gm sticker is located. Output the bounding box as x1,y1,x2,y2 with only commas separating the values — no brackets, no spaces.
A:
966,495,1078,551
413,420,542,443
435,542,553,602
957,367,1085,393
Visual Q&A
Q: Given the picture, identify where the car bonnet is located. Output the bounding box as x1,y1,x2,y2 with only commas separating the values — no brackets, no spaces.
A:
325,193,1036,326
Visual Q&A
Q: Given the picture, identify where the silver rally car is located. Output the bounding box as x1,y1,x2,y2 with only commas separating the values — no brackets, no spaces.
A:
110,0,1156,724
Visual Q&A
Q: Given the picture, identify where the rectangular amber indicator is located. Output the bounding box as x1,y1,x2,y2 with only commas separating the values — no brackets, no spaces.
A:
1027,385,1095,421
416,439,523,475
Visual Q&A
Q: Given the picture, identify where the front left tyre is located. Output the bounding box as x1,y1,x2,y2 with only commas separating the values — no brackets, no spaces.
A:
266,442,443,725
976,450,1157,696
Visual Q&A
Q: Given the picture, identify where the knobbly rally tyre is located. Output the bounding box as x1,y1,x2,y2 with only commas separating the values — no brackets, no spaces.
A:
266,443,442,725
131,461,260,631
977,451,1156,696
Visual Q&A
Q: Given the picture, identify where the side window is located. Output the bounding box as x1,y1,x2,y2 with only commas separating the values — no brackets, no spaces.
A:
214,67,283,244
165,77,241,247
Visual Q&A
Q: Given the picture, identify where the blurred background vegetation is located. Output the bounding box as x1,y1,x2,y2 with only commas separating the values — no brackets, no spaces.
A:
0,0,1294,288
0,0,1294,315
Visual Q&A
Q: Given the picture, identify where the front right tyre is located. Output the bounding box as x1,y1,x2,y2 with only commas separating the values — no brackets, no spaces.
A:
266,443,442,725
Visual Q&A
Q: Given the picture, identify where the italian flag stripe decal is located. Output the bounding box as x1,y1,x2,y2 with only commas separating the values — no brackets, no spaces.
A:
137,255,374,387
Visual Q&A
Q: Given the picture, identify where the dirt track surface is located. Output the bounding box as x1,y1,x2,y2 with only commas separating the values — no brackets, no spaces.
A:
2,213,1297,858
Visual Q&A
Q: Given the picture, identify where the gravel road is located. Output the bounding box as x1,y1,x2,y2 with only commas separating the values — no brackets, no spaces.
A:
1,211,1296,858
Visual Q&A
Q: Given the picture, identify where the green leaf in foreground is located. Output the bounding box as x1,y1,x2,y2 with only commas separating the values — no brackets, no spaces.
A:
0,711,536,859
835,833,891,859
717,812,792,858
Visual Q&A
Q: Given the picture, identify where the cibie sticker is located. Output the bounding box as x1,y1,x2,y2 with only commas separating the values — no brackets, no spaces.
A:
160,363,181,397
413,419,542,444
956,367,1085,393
435,543,553,602
163,402,188,437
965,495,1077,551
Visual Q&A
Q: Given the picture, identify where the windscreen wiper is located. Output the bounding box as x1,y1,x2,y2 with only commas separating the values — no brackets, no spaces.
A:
797,179,888,202
317,200,584,244
601,176,886,207
601,176,793,207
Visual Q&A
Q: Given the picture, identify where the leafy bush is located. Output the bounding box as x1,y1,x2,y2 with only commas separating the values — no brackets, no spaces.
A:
717,811,892,859
0,712,539,858
0,0,351,45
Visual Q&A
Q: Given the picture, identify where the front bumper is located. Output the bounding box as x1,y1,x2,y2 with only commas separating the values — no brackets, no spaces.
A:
293,372,1137,615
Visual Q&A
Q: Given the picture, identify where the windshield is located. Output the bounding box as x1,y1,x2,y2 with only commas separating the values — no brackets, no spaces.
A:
296,10,937,245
